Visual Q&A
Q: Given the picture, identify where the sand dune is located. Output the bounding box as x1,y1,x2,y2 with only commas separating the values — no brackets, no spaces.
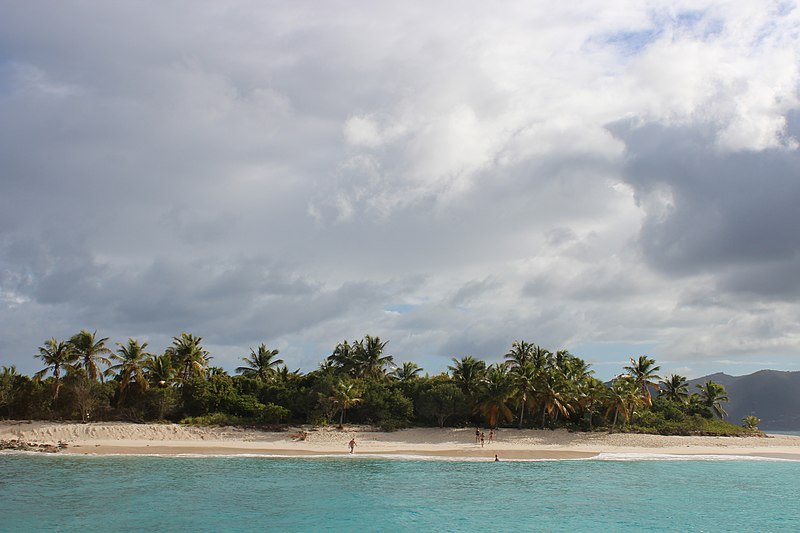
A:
2,421,799,460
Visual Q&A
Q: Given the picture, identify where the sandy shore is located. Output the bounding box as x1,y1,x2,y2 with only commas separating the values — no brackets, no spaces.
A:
2,421,800,460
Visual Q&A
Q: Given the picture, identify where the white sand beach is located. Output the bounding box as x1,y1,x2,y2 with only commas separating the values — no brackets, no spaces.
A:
3,421,800,460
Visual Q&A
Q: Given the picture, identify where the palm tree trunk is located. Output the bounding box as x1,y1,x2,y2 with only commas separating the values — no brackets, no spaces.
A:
518,398,525,429
541,404,547,429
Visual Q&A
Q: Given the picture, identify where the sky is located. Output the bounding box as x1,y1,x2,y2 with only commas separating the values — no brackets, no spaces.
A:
1,1,800,381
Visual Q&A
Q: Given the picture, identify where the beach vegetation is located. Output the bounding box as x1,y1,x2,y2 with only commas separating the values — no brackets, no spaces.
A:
742,415,761,430
4,332,758,436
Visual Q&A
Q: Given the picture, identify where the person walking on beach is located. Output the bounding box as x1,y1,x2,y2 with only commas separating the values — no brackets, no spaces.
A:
488,430,494,444
475,427,480,443
480,432,485,448
348,438,356,454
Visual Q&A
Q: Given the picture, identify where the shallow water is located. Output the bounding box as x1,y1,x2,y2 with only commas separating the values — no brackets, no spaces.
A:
2,453,799,532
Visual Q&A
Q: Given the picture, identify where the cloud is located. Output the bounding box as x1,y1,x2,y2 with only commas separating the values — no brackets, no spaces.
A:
2,1,800,379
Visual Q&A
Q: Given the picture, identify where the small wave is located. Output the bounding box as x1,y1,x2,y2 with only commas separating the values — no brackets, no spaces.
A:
591,452,798,462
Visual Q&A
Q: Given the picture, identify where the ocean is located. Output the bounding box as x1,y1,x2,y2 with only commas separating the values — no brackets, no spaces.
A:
1,453,799,532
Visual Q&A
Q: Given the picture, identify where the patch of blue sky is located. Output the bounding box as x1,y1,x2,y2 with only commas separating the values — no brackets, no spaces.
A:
600,9,719,57
572,341,658,380
384,303,415,314
604,29,661,56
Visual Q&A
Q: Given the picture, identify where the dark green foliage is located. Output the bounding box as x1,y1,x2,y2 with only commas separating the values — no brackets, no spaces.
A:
417,382,468,427
357,380,414,430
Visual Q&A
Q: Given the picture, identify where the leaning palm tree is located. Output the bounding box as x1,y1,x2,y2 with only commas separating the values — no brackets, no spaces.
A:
623,356,661,406
110,339,152,403
236,343,284,381
68,330,112,382
696,381,729,419
476,364,515,428
537,368,573,429
34,338,77,401
329,380,362,427
166,333,211,383
659,374,690,404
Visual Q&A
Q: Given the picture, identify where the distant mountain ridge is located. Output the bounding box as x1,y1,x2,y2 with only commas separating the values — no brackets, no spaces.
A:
686,370,800,430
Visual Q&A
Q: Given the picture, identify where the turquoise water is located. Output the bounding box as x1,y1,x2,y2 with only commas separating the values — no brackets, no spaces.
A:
2,454,799,532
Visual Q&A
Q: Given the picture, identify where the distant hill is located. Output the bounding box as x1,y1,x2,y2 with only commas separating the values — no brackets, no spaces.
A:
686,370,800,430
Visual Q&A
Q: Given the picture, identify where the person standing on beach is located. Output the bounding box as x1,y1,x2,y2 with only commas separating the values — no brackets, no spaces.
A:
475,428,480,443
488,430,494,444
348,438,356,454
480,432,485,448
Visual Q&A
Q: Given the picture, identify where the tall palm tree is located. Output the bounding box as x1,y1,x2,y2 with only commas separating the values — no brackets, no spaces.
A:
696,381,729,419
505,340,534,368
531,345,553,371
110,339,152,402
34,338,77,401
448,356,486,407
623,356,661,406
605,376,642,432
69,330,112,382
329,380,362,427
659,374,690,404
166,333,211,383
476,365,514,428
354,335,394,379
509,361,539,428
391,361,423,382
236,343,284,381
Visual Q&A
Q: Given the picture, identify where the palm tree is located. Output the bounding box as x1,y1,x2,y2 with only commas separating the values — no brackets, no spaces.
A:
166,333,211,383
448,356,486,407
145,354,176,387
329,380,362,427
476,365,514,428
509,361,539,428
531,345,553,371
391,361,423,382
327,340,358,376
68,330,112,382
537,368,573,429
34,338,77,401
659,374,690,404
110,339,152,402
505,340,534,368
696,381,729,419
236,343,284,381
573,376,607,430
353,335,394,378
605,376,642,432
274,365,302,383
623,356,661,406
0,366,19,416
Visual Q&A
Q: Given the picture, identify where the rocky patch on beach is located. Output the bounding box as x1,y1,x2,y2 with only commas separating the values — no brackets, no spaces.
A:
0,439,67,453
